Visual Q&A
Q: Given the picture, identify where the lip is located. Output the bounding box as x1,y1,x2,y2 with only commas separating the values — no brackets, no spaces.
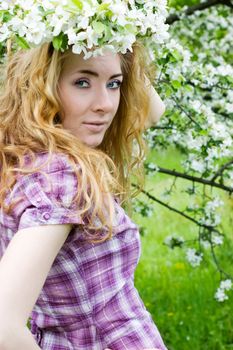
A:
82,122,107,133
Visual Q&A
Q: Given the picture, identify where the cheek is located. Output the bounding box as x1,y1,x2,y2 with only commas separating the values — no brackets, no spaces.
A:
59,82,76,107
60,92,80,118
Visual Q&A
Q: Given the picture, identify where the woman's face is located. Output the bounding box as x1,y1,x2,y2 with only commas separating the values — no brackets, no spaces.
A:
58,51,123,148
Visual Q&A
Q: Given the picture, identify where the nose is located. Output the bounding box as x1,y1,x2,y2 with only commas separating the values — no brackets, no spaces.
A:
91,87,114,114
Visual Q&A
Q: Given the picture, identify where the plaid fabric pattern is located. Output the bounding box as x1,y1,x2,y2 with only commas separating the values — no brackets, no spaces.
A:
0,153,167,350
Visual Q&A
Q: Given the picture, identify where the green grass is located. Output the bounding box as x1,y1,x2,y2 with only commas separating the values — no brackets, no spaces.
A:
133,148,233,350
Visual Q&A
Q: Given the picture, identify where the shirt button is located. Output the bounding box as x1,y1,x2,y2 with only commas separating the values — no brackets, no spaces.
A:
36,197,42,203
42,212,51,220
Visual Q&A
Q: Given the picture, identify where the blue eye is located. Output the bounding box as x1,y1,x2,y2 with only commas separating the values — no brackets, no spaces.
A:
74,79,89,88
107,80,122,89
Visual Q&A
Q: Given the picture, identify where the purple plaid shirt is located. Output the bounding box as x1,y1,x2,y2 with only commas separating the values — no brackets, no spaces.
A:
0,153,167,350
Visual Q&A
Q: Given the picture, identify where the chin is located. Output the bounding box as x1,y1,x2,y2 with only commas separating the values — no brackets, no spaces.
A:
83,136,104,148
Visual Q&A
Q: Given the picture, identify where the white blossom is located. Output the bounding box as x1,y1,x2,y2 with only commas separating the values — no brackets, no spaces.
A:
190,159,206,174
215,280,232,302
164,235,184,248
200,240,210,249
0,23,11,42
0,1,9,10
220,279,232,291
205,198,224,211
0,0,169,59
147,163,159,172
186,248,203,267
215,288,228,302
212,235,223,246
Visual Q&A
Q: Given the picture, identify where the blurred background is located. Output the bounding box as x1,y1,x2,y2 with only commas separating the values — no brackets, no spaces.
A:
134,1,233,349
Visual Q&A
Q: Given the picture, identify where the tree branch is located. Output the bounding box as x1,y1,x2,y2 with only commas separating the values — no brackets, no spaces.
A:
171,97,202,128
153,126,177,130
210,242,233,279
133,184,199,225
157,166,233,194
132,183,221,231
166,0,233,25
211,159,233,182
132,184,233,279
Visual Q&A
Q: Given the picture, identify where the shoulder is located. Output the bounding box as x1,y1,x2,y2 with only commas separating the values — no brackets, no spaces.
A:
5,152,83,231
22,152,74,174
5,152,78,210
13,152,77,199
17,152,78,196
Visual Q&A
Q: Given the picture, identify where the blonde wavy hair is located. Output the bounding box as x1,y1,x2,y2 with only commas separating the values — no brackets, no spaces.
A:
0,42,152,241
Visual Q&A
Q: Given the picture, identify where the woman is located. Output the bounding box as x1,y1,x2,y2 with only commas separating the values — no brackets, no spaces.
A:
0,2,167,349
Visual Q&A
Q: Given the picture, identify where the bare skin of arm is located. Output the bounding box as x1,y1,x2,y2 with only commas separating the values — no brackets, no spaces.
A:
145,83,166,129
0,225,133,350
0,224,71,350
0,226,159,350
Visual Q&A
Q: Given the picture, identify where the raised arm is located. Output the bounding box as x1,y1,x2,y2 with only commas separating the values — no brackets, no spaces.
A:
145,83,166,129
0,224,71,350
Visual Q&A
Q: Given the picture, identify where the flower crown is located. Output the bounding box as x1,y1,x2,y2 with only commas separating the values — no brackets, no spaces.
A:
0,0,169,59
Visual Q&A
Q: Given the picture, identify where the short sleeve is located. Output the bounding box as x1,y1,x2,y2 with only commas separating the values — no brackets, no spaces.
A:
10,153,84,231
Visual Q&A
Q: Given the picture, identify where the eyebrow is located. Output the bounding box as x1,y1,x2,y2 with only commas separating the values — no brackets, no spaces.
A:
75,69,123,79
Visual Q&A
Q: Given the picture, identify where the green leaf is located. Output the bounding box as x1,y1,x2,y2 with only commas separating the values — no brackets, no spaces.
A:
226,76,233,84
171,80,182,89
1,10,12,22
92,21,106,34
70,0,83,10
171,49,183,61
184,84,193,92
98,3,110,12
215,28,227,40
125,24,137,34
52,33,68,51
41,9,55,17
164,85,173,97
15,36,30,49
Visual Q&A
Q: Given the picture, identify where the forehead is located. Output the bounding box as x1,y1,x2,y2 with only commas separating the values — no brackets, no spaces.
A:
61,51,122,76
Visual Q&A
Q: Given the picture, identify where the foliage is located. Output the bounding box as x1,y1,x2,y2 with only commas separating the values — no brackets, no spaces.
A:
134,147,233,348
135,204,233,349
168,0,200,9
134,0,233,302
